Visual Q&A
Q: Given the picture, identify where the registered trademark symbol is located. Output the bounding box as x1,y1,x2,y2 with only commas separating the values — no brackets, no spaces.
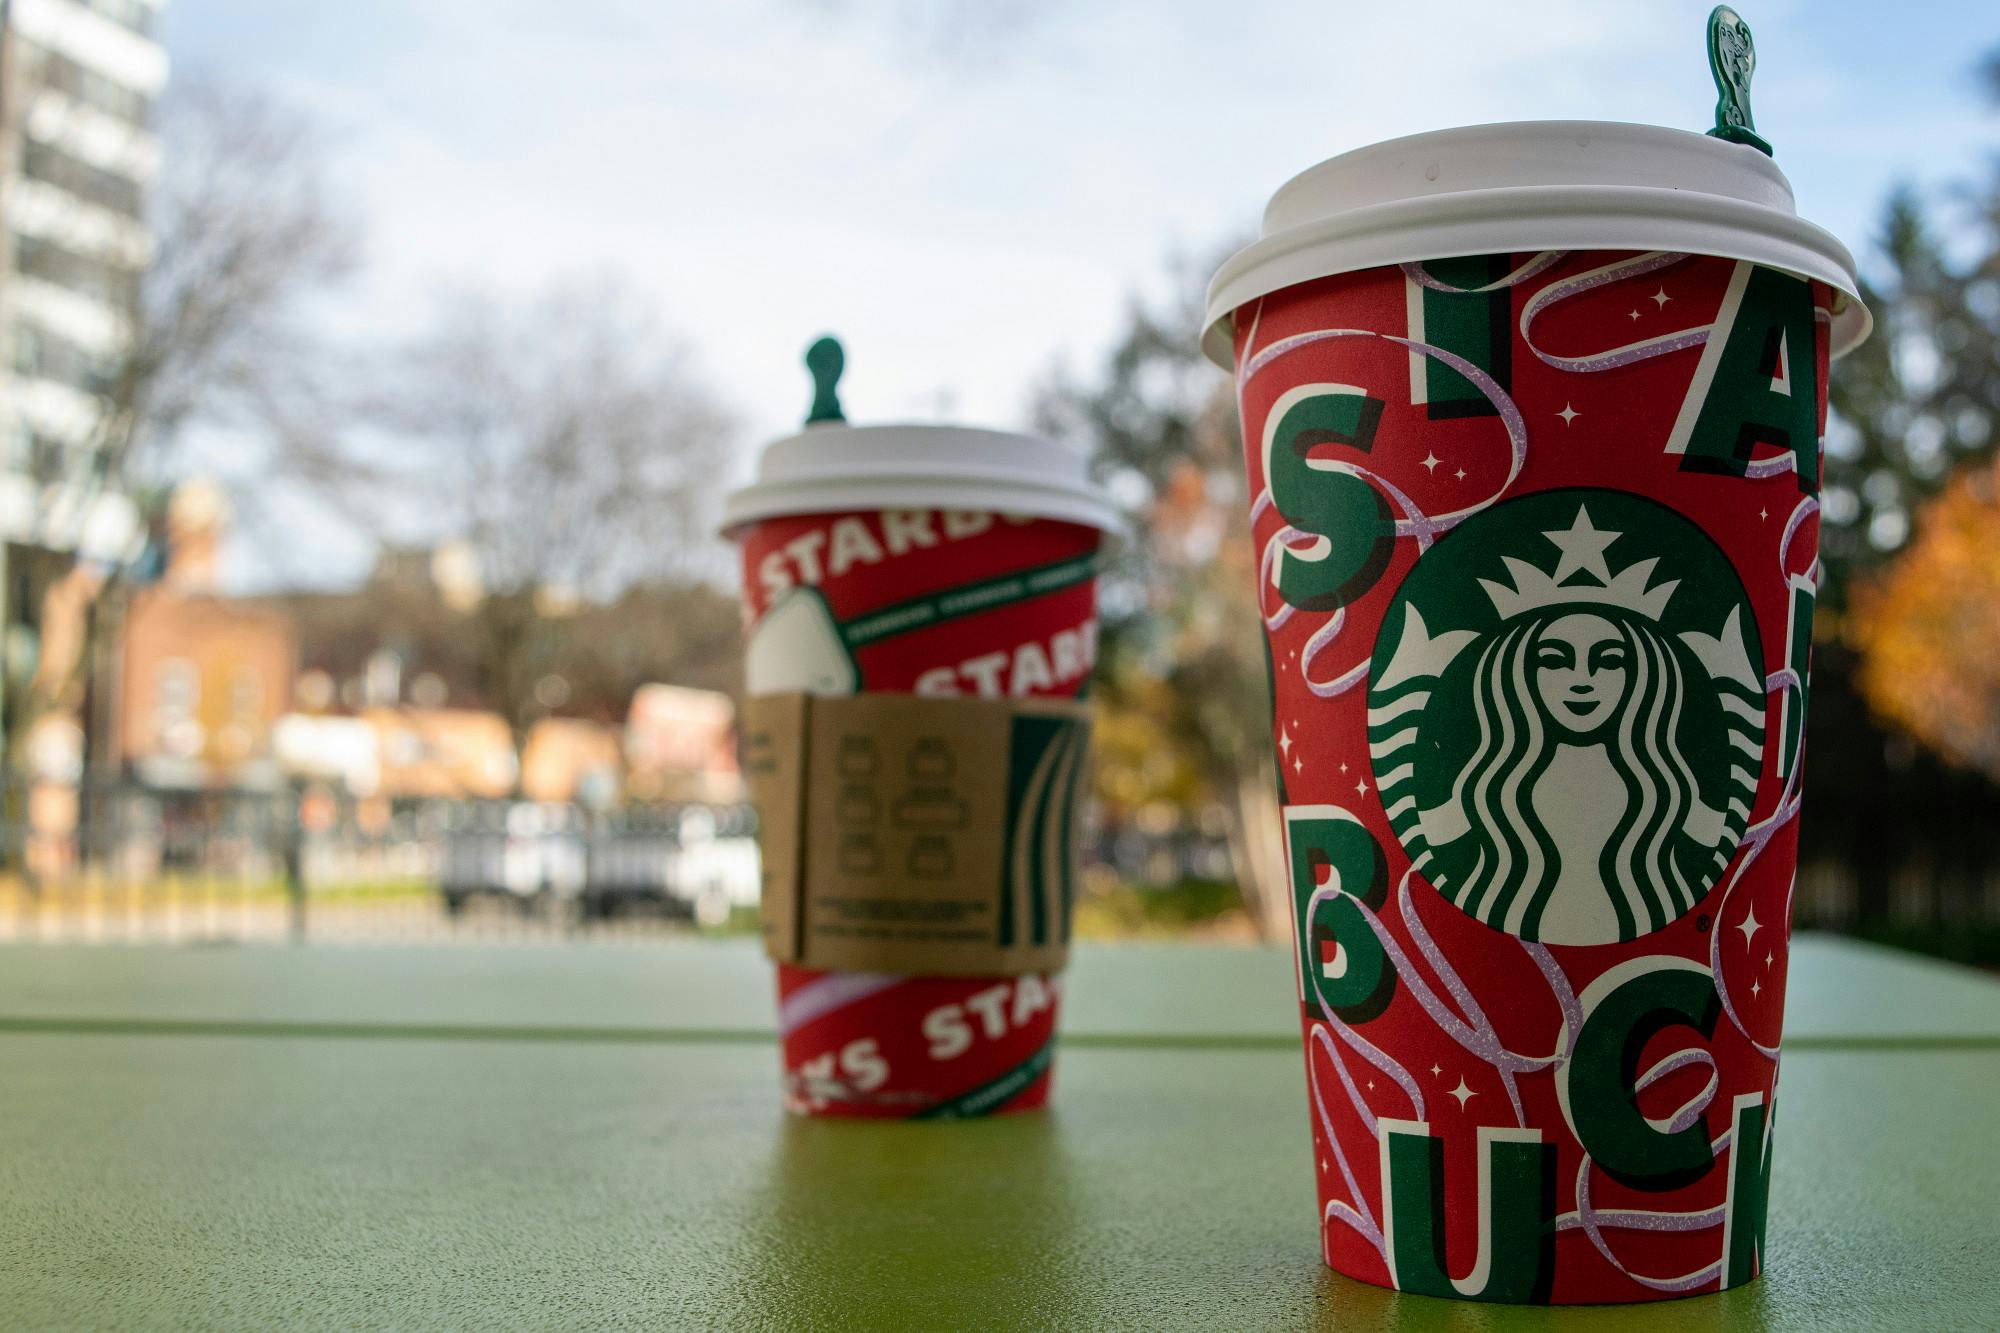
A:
1696,913,1712,933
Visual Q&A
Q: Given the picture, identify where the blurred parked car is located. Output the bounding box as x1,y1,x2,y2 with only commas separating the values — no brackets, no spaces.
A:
438,802,758,923
665,805,761,926
439,802,586,917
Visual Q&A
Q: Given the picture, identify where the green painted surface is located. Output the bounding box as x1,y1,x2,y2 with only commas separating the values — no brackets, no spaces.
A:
0,938,1994,1327
2,932,1997,1041
0,1037,1993,1328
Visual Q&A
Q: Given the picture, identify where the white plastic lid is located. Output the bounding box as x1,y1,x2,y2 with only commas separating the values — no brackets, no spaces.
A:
1203,120,1870,367
721,421,1123,538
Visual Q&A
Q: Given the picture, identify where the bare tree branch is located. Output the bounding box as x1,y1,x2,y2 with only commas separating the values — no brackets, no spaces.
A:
102,73,359,489
7,72,360,775
361,278,734,751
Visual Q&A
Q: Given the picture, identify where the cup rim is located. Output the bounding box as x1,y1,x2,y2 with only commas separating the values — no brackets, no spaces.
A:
1203,120,1870,369
721,422,1124,540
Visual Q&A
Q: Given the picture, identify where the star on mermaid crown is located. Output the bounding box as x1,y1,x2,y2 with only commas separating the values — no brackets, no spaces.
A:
1477,503,1679,622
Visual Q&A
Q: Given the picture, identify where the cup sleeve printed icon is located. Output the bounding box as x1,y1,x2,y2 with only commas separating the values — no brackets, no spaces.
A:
836,736,878,777
833,736,881,873
836,785,878,825
836,742,880,824
837,833,881,876
908,736,954,781
907,835,954,879
894,737,969,829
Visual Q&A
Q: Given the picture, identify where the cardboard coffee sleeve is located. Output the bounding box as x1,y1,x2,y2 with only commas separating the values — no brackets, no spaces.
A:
745,692,1089,977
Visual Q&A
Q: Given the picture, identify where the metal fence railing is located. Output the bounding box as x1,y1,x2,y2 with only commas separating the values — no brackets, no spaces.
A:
0,778,761,944
6,778,1994,956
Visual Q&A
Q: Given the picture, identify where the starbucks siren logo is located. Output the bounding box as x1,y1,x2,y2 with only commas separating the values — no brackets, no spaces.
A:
1369,490,1765,945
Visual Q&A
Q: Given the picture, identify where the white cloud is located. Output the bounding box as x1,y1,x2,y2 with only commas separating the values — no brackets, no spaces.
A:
166,0,1997,589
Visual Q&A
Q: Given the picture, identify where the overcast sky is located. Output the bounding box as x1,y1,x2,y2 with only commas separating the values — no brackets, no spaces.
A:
161,0,1998,589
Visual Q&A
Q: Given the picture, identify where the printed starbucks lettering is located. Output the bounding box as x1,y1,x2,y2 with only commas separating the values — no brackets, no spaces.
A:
1207,57,1868,1296
725,343,1119,1119
1239,246,1839,1303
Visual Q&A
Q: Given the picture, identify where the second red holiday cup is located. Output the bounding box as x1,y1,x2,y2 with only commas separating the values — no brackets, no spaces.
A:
724,337,1119,1118
1202,13,1869,1307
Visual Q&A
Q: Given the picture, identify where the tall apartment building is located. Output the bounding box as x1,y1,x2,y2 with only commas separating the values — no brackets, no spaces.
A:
0,0,164,542
0,0,163,770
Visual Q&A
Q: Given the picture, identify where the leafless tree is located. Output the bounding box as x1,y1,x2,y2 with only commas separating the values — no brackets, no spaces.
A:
6,72,356,777
1036,254,1293,939
367,280,733,751
105,73,358,489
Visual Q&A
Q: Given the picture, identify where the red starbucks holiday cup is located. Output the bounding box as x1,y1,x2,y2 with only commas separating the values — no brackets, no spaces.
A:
1205,105,1868,1303
724,338,1119,1118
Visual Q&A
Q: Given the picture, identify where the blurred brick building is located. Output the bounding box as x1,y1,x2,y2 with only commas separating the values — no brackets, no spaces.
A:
364,706,515,801
116,482,293,788
624,683,741,804
521,716,622,806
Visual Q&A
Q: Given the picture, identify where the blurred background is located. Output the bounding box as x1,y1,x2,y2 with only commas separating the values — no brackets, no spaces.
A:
1,0,1997,961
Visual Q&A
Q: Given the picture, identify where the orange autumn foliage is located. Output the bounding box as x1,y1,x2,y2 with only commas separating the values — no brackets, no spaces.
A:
1850,459,2000,779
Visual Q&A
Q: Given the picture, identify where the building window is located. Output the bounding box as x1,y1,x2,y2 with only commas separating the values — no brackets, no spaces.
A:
21,139,145,219
10,318,119,394
10,320,116,396
12,327,43,377
229,667,263,725
87,0,155,38
0,425,69,482
13,236,140,311
11,39,151,126
157,658,196,714
155,658,201,758
27,434,66,487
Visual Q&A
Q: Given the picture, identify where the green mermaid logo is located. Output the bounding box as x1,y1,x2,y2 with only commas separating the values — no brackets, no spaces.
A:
1369,491,1765,945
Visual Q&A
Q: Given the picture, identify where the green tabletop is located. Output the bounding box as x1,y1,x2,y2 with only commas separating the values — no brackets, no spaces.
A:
0,935,1994,1329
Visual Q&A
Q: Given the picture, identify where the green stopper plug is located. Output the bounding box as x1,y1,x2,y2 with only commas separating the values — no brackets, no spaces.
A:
805,336,846,425
1705,6,1772,156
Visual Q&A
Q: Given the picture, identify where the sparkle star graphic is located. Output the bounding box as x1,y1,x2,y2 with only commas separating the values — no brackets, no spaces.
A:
1339,761,1348,774
1421,452,1442,474
1429,1064,1442,1078
1556,402,1580,426
1737,906,1762,948
1279,729,1293,758
1545,505,1619,584
1759,508,1769,521
1293,757,1303,774
1355,778,1368,797
1628,309,1641,321
1652,288,1670,308
1454,468,1466,481
1448,1078,1476,1109
1751,979,1762,999
1367,1080,1376,1090
1765,951,1773,968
